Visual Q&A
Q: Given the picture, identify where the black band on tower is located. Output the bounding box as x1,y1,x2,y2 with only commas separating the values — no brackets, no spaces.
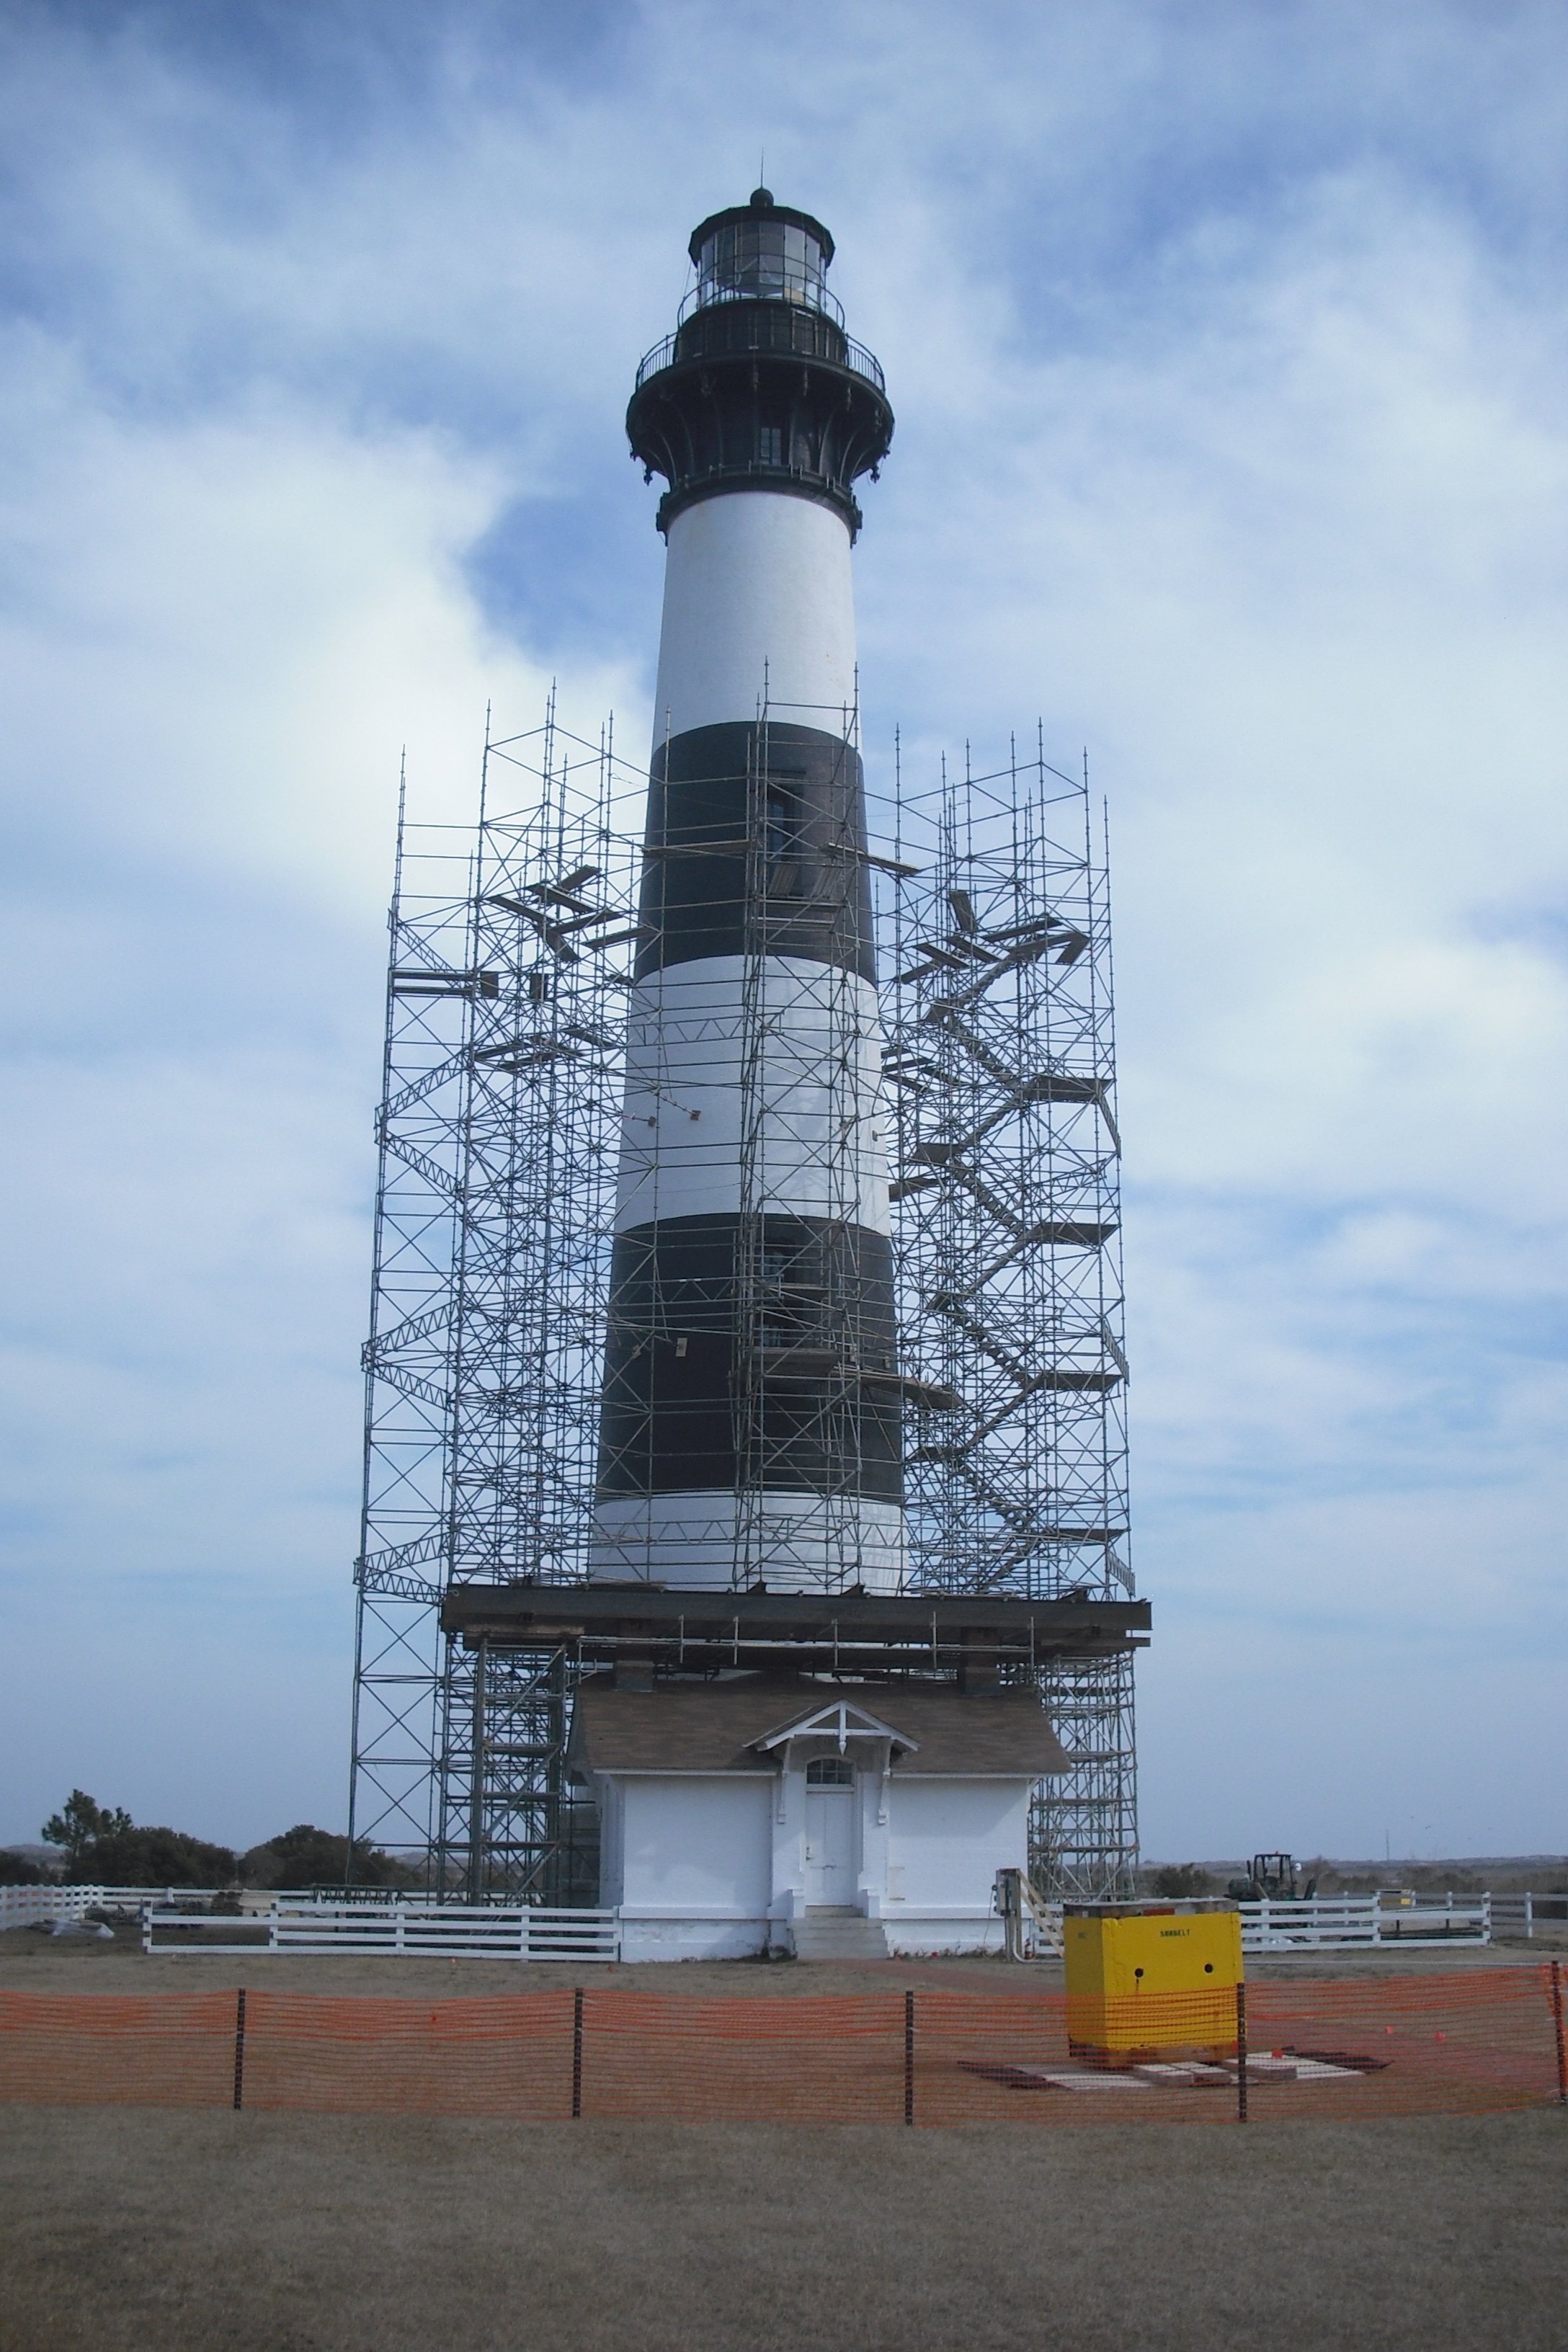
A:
597,1213,902,1504
636,721,876,984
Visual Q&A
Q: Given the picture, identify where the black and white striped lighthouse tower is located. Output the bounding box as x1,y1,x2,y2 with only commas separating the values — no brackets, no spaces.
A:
592,190,903,1595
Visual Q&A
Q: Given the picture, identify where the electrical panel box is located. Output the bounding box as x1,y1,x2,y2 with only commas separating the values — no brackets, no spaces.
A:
1064,1905,1242,2059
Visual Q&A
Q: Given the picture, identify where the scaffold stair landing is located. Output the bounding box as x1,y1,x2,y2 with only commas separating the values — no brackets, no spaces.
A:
793,1908,890,1961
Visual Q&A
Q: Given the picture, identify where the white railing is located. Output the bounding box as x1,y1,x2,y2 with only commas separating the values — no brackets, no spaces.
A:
0,1884,212,1932
988,1889,1502,1961
1489,1893,1567,1938
1,1884,382,1931
11,1881,1555,1955
141,1899,621,1961
1239,1895,1490,1949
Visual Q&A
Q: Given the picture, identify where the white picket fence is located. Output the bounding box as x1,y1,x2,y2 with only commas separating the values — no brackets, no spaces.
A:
0,1883,396,1933
142,1899,622,1961
1239,1895,1490,1949
6,1881,1559,1958
993,1887,1510,1960
1489,1893,1567,1938
0,1883,220,1933
1,1884,620,1960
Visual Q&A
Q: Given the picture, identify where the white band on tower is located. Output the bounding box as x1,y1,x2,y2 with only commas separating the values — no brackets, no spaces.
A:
652,494,858,740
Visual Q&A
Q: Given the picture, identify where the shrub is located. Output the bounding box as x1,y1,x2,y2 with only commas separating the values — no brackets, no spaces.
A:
74,1827,238,1888
241,1825,418,1890
1149,1863,1216,1899
1,1853,51,1885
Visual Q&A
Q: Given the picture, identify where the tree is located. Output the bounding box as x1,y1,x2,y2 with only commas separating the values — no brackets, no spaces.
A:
42,1791,132,1869
84,1825,238,1888
41,1791,236,1886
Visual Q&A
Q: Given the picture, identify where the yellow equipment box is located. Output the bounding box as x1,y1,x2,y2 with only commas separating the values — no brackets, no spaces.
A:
1064,1906,1242,2062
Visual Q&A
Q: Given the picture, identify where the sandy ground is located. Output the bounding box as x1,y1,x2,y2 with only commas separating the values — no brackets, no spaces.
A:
3,1920,1563,1997
1,2105,1564,2352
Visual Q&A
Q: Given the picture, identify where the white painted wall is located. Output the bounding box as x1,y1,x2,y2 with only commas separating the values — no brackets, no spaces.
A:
884,1780,1030,1913
593,1762,1031,1957
652,493,857,740
618,1776,774,1915
614,957,890,1235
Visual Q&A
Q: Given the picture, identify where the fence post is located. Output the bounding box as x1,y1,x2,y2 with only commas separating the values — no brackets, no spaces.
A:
1235,1982,1248,2124
904,1990,915,2126
1525,1892,1533,1942
231,1984,246,2116
571,1985,584,2119
1551,1961,1566,2106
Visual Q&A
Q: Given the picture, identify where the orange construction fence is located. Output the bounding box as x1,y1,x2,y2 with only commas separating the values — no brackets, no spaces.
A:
1,1967,1564,2126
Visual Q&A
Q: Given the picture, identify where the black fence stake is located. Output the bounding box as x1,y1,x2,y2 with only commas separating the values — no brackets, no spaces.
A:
904,1990,914,2126
1552,1961,1566,2106
1236,1982,1248,2124
231,1984,246,2116
571,1985,584,2119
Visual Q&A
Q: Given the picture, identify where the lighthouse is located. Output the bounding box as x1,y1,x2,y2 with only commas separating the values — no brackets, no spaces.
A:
592,188,904,1595
429,192,1149,1948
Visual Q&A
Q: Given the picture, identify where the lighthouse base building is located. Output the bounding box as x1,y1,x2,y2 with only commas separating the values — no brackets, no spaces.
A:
441,1582,1143,1954
571,1674,1069,1961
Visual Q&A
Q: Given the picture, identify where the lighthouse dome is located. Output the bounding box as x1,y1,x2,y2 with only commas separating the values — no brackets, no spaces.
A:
688,192,836,320
629,192,891,540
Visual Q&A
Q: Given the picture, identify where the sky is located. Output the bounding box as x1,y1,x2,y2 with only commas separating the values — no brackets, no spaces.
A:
1,0,1565,1863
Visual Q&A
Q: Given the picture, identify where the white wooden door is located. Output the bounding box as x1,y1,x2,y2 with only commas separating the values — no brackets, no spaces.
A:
803,1787,855,1905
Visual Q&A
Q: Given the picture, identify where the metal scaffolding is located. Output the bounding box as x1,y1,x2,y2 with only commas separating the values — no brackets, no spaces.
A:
878,736,1137,1899
348,708,1136,1900
347,704,640,1897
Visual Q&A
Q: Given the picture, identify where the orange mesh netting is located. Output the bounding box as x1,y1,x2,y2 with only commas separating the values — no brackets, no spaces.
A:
1,1967,1563,2125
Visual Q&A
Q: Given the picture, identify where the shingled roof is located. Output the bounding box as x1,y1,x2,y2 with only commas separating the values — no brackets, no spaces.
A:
568,1673,1069,1779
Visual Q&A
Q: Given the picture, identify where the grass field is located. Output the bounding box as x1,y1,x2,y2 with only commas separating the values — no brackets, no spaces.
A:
4,1917,1563,1997
4,1933,1565,2348
2,2106,1564,2351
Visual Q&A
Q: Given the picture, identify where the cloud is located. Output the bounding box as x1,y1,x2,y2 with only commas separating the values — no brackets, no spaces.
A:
1,0,1564,1853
